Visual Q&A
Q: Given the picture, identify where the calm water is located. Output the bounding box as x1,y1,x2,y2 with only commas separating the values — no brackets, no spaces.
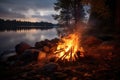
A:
0,28,58,53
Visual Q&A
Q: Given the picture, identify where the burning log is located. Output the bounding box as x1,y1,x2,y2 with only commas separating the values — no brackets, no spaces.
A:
54,32,84,62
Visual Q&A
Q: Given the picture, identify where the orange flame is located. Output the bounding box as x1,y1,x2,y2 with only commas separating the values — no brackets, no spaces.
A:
55,32,84,61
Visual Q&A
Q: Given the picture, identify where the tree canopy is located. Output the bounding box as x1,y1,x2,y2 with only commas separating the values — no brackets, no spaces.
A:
53,0,114,24
53,0,83,26
53,0,115,34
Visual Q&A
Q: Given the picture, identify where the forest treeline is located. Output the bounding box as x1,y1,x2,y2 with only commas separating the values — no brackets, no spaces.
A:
0,18,57,31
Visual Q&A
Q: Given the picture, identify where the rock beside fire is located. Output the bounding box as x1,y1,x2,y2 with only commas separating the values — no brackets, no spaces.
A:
15,42,32,55
13,38,59,65
0,49,17,65
17,49,39,65
35,38,59,54
35,38,59,49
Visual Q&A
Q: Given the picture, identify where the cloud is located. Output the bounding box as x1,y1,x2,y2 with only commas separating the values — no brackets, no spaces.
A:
0,6,25,19
0,0,57,23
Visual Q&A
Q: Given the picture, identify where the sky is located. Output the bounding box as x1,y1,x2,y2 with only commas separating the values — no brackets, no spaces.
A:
0,0,57,23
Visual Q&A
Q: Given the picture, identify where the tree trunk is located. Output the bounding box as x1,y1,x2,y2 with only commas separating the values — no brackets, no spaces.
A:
116,0,120,33
74,0,82,29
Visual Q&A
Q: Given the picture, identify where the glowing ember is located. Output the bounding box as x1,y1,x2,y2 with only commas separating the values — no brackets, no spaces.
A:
55,32,84,61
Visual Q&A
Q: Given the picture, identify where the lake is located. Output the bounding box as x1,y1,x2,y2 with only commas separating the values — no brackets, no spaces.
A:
0,28,59,53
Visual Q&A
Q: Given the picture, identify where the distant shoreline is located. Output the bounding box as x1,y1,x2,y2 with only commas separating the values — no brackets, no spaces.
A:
0,18,58,31
0,26,56,31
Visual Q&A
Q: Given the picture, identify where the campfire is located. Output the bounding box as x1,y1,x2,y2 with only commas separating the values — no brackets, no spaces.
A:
54,32,84,61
